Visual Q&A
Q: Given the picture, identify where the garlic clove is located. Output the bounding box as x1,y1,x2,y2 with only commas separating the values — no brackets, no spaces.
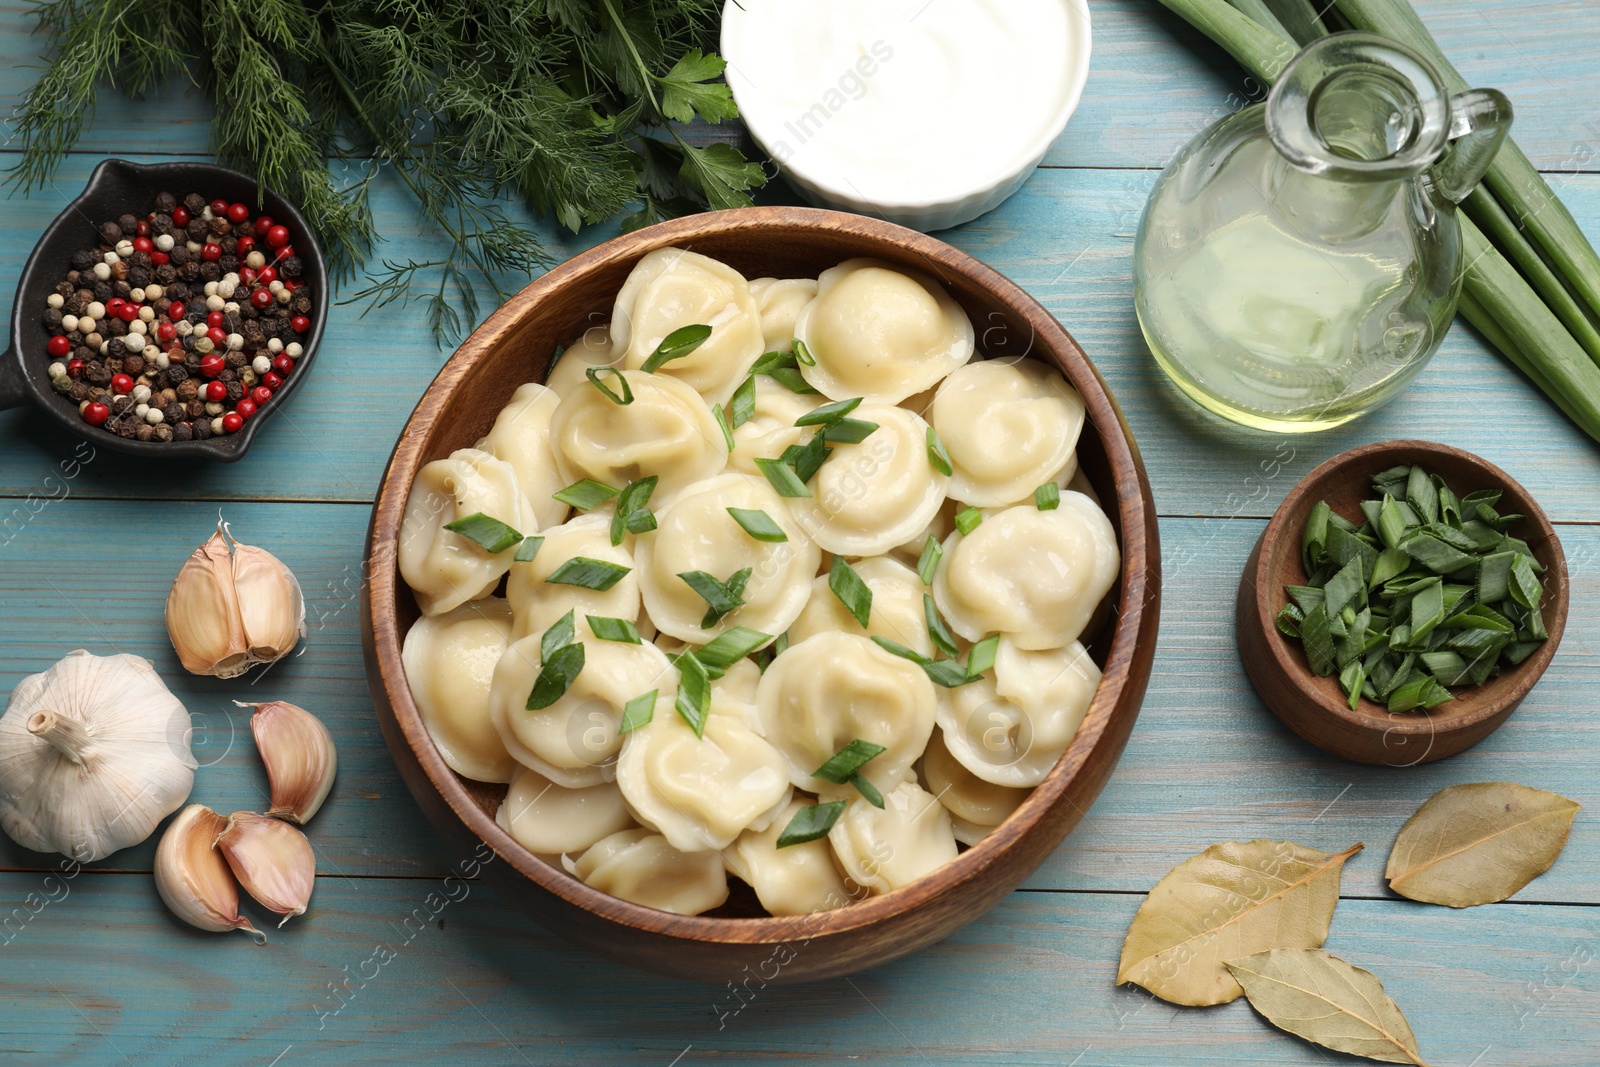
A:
154,805,265,943
215,811,316,926
229,537,306,664
241,701,338,825
165,530,252,678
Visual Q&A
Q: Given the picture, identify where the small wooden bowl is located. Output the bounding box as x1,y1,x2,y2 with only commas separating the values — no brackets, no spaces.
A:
1238,440,1567,766
362,207,1161,984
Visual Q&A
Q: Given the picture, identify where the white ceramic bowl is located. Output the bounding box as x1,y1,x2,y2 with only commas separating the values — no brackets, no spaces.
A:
722,0,1092,232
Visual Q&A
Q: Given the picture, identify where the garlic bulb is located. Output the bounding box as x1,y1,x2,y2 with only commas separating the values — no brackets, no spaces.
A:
154,805,265,942
240,701,338,825
0,650,196,861
166,521,304,678
215,812,315,926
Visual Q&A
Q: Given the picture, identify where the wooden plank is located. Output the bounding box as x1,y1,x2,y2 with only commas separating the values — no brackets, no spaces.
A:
3,503,1595,905
2,1,1597,174
4,157,1599,519
0,877,1592,1065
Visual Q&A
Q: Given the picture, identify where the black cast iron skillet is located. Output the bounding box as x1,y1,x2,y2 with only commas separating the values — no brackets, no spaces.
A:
0,158,327,461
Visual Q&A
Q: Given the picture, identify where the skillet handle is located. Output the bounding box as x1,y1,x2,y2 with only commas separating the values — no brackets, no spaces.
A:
0,348,26,411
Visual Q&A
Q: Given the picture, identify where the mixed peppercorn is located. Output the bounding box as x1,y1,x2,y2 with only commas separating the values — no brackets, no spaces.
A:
42,192,313,443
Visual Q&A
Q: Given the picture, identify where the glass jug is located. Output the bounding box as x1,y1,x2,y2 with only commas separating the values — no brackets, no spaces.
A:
1134,33,1512,432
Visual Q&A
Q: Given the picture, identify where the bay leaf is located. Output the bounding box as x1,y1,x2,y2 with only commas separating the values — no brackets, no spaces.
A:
1227,949,1431,1067
1116,840,1362,1006
1386,781,1580,907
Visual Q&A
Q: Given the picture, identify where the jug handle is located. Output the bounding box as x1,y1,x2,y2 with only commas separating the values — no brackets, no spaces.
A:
1432,89,1513,204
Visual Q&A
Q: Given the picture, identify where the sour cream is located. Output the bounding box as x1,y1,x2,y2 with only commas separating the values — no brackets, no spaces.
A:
721,0,1091,229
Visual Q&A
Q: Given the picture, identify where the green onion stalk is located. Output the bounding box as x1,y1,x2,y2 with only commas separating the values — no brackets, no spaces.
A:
1153,0,1600,444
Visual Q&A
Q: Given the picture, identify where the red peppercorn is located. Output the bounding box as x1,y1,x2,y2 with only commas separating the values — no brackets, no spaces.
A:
256,265,277,285
66,359,85,379
240,268,258,286
283,278,301,292
201,243,222,262
207,326,228,346
156,321,177,343
151,251,170,265
272,355,295,376
262,372,284,391
132,236,153,254
277,245,296,261
110,373,135,395
254,216,274,236
227,202,250,224
222,412,244,434
116,302,139,323
47,335,71,358
172,205,190,227
207,310,225,329
235,236,255,257
265,225,290,248
205,380,228,403
105,297,126,315
251,385,273,406
251,288,273,310
136,219,151,237
167,301,185,321
199,354,226,379
290,315,310,334
82,401,110,427
236,399,258,420
209,199,229,218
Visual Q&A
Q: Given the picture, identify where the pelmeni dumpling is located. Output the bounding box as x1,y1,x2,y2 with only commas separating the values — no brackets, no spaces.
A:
636,472,820,643
888,497,959,570
787,556,933,657
932,495,1119,649
399,448,538,616
489,634,677,787
505,514,641,642
496,764,635,855
725,798,857,916
921,729,1030,845
937,638,1100,788
612,247,764,404
794,259,974,404
544,324,620,399
619,697,792,852
401,598,516,783
748,277,818,350
755,632,936,794
828,782,958,895
476,382,569,530
549,370,727,508
789,405,949,557
727,378,815,476
930,358,1086,507
572,828,729,915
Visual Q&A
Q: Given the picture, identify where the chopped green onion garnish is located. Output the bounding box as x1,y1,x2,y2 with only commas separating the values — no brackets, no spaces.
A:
822,418,880,444
790,432,832,483
813,739,887,784
755,457,811,497
443,512,522,553
525,642,586,710
829,556,873,628
674,651,711,737
625,509,656,535
871,636,930,664
698,626,774,670
916,535,942,585
586,366,633,405
609,476,658,546
729,375,757,429
920,659,979,689
513,536,545,563
769,367,819,394
850,773,885,809
794,397,863,427
586,615,641,643
727,507,788,543
792,338,817,366
554,479,621,511
954,507,984,535
750,349,797,376
618,690,656,734
775,800,845,848
967,634,1000,678
925,427,953,477
678,568,752,628
541,609,576,661
640,323,712,373
924,594,959,658
712,403,735,452
1035,482,1061,510
545,556,632,591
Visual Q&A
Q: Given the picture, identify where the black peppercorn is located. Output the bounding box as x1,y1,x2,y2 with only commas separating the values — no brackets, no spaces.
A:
169,245,191,266
112,395,133,414
173,421,194,442
219,367,238,383
124,354,145,376
42,308,64,330
155,191,177,213
165,364,189,384
198,262,221,282
194,419,212,440
107,318,127,338
208,217,230,237
86,362,112,386
154,424,174,443
100,221,122,244
105,357,123,374
154,264,177,285
128,268,151,289
280,256,303,279
117,213,139,235
176,378,199,402
183,193,206,214
71,249,95,271
107,337,128,358
64,296,84,316
186,399,205,419
112,280,132,299
73,346,93,362
55,280,74,298
225,351,248,369
69,382,89,402
185,219,209,243
219,255,240,275
135,423,155,442
150,393,169,411
92,281,113,302
151,212,174,236
225,381,244,403
290,293,312,315
180,261,201,282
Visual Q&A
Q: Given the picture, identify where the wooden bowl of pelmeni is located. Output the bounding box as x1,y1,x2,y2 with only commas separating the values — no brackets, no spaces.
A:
362,206,1160,983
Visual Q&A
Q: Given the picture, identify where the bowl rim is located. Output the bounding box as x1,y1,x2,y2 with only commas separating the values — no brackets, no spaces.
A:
719,0,1093,215
1245,438,1569,743
364,205,1157,945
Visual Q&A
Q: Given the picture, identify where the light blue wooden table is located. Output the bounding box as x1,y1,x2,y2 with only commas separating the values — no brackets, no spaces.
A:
2,2,1597,1064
